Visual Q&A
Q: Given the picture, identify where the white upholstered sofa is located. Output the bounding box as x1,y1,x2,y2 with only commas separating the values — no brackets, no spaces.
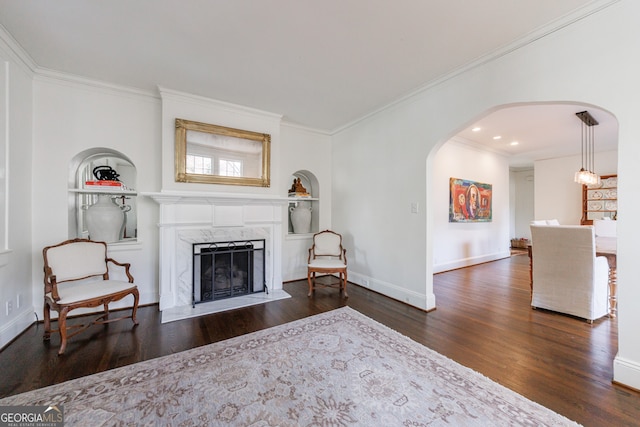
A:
529,225,609,322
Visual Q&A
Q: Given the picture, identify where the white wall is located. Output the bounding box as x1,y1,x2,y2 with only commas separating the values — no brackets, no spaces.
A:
279,124,332,281
332,103,432,309
534,150,617,225
158,90,334,283
511,168,535,240
432,140,510,273
3,0,639,391
0,41,34,349
0,68,333,348
25,82,333,322
333,1,640,389
31,79,162,316
158,88,284,195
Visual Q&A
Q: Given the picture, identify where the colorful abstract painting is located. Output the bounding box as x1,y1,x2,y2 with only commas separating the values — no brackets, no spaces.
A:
449,177,492,222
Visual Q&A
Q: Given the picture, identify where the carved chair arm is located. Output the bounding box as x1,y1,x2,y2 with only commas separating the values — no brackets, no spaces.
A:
308,247,314,263
106,258,134,283
342,248,347,264
43,265,61,301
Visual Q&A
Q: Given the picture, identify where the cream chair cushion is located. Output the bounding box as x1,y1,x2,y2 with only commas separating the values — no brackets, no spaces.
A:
312,232,343,256
48,280,137,304
308,259,346,269
46,241,108,281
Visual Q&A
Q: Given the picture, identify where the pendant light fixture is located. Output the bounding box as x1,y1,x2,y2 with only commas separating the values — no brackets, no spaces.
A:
574,110,600,186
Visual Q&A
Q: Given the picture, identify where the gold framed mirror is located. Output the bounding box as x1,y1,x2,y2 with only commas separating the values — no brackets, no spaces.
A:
175,118,271,187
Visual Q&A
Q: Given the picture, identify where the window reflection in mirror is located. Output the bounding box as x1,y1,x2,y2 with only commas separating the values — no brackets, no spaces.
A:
175,119,270,187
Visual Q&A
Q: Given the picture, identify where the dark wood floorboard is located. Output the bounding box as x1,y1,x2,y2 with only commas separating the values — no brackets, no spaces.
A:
1,254,638,426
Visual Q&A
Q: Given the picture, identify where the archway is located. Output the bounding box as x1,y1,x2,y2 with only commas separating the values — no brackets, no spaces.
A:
426,101,619,305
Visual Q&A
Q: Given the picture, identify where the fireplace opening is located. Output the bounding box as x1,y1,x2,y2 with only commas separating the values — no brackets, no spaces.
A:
192,239,266,306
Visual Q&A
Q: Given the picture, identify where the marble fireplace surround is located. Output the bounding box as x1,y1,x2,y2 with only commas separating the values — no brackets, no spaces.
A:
143,191,290,312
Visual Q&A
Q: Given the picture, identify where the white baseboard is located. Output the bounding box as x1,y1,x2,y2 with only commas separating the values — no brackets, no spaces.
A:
0,306,36,350
349,271,433,311
433,251,511,274
614,355,640,391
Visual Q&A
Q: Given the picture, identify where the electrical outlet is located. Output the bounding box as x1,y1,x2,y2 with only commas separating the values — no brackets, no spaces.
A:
6,301,12,316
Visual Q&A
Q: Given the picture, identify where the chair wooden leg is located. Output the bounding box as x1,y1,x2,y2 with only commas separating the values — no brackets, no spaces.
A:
57,307,70,355
343,271,348,298
307,270,313,297
131,289,140,325
43,301,51,340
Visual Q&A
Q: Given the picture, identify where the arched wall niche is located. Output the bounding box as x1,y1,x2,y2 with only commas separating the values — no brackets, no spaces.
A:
68,147,138,243
287,170,319,235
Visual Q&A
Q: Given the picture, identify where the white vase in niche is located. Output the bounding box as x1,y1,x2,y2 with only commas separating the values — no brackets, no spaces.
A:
85,195,125,243
290,201,312,234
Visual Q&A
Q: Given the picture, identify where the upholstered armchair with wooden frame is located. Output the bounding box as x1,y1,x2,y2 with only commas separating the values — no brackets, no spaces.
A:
530,225,609,322
42,238,140,355
307,230,348,297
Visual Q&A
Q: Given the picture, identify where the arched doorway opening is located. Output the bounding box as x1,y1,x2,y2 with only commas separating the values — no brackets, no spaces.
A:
427,101,618,279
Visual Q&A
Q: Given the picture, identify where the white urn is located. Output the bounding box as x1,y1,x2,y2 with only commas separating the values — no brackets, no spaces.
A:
290,201,312,234
85,195,125,243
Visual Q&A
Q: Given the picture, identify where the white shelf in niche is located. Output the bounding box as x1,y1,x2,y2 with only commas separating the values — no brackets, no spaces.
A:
69,188,137,196
286,233,314,240
287,197,318,202
107,238,143,251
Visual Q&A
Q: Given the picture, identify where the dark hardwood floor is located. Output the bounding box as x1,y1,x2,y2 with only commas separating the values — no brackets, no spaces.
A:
1,254,638,426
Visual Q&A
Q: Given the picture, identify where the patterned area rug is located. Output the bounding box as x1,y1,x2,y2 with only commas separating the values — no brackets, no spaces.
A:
0,307,580,426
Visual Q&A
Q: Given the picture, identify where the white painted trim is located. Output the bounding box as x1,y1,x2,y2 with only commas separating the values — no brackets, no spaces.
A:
281,120,332,136
141,191,291,206
0,23,36,75
158,86,282,121
0,307,35,351
331,0,620,134
0,249,12,267
349,271,432,311
614,355,640,391
433,251,512,274
34,70,159,100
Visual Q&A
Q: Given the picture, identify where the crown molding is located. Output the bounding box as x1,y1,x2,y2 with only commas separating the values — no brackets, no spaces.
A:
34,67,159,100
280,120,332,136
158,86,283,123
0,23,36,76
0,22,159,100
332,0,621,135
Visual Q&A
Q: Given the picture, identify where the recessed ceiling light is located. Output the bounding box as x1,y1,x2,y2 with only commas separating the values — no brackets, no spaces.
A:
472,127,481,132
510,141,519,146
493,135,502,140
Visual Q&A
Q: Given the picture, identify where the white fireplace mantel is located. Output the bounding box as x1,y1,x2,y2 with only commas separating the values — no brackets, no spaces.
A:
141,190,292,206
142,190,287,311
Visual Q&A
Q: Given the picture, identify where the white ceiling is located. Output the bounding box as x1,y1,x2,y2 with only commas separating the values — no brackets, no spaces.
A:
457,103,618,168
0,0,619,164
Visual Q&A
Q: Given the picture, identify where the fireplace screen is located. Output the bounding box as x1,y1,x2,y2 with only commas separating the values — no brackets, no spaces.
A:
192,239,265,306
